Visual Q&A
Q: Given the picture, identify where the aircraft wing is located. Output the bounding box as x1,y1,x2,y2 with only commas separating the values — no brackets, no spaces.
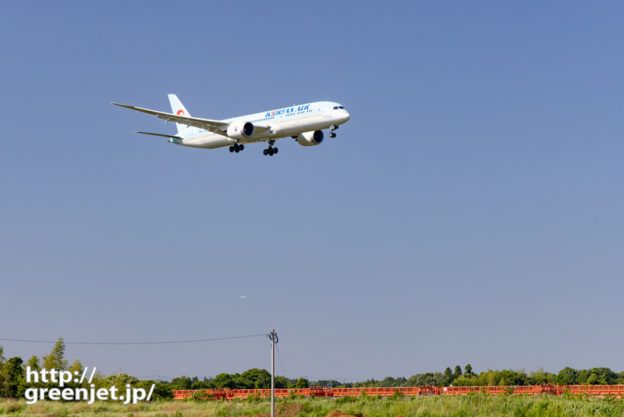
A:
135,131,183,139
112,102,230,135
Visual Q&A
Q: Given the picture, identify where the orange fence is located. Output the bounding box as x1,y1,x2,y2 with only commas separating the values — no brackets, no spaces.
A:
173,385,624,400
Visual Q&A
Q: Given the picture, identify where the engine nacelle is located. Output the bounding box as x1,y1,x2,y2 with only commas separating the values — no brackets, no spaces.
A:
296,130,324,146
227,122,255,139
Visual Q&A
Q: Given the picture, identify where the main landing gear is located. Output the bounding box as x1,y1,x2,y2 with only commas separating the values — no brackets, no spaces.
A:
329,125,339,138
263,141,278,156
229,143,244,153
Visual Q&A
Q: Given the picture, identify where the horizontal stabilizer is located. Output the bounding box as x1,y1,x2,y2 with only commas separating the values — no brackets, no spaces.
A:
136,131,183,139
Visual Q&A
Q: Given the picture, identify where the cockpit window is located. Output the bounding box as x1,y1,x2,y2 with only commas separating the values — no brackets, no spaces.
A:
338,106,344,109
333,106,339,109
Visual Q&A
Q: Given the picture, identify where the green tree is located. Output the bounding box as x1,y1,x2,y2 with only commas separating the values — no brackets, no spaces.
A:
0,348,8,398
449,375,474,386
135,380,173,400
295,378,310,388
212,373,238,389
576,369,590,385
464,364,475,377
0,373,8,398
240,368,271,389
5,357,24,398
68,360,83,373
496,370,528,386
96,373,139,394
443,367,454,385
595,368,617,385
26,356,40,371
579,368,617,385
274,376,290,388
354,378,379,388
555,367,577,385
64,360,84,389
453,365,463,379
42,338,68,370
170,376,193,390
191,377,213,389
529,367,556,385
21,356,42,394
381,377,398,387
312,379,342,388
407,373,446,387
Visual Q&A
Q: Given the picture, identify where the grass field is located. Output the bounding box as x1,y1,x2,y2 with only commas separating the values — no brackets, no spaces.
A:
2,394,624,417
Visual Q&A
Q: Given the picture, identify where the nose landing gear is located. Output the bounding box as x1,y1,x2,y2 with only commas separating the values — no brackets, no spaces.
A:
329,125,339,138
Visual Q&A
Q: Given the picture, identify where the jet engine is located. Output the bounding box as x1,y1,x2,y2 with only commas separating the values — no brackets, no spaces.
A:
227,122,255,139
296,130,324,146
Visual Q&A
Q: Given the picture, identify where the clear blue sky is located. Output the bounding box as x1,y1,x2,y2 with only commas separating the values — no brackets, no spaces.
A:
1,1,623,382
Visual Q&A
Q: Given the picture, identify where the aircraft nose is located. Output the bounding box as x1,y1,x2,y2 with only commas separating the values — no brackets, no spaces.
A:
342,109,350,122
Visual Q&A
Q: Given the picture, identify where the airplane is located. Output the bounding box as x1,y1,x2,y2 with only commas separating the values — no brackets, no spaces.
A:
112,95,350,156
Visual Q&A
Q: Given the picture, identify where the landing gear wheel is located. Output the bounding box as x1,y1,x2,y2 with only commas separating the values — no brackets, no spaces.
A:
274,147,278,154
229,146,234,152
240,144,244,151
264,140,278,156
329,132,336,138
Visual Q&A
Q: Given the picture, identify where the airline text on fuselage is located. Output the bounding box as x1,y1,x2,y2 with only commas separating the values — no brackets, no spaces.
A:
265,104,310,118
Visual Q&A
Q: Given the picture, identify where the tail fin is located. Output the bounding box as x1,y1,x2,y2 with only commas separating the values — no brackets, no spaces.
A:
167,94,200,137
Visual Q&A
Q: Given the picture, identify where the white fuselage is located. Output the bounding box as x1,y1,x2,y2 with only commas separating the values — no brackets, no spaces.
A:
176,101,350,148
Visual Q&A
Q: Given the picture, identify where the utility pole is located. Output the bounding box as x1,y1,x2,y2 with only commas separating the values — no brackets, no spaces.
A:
268,329,278,417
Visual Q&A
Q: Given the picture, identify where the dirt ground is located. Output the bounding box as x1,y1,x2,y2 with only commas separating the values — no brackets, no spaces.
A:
325,410,362,417
255,407,361,417
253,402,304,417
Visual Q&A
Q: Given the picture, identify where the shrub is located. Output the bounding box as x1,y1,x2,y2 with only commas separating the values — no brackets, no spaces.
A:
390,389,404,400
191,390,212,401
336,395,358,404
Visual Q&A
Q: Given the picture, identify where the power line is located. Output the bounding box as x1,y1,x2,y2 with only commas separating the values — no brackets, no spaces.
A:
0,333,267,345
276,344,287,376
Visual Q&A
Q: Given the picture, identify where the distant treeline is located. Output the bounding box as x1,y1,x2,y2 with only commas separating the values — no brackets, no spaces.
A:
2,339,624,400
170,365,624,391
346,365,624,388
